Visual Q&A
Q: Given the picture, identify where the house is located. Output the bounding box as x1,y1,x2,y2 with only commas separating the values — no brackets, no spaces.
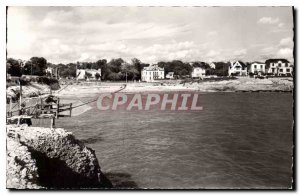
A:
190,62,210,79
141,65,165,82
166,72,174,79
249,62,265,75
191,67,206,79
265,59,293,76
46,67,54,75
209,62,216,69
76,69,101,80
228,61,247,76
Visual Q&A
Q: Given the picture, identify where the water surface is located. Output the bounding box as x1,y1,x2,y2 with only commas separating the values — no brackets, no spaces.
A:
56,92,293,189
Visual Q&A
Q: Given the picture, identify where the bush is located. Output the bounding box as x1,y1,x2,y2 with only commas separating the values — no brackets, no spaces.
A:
37,76,59,85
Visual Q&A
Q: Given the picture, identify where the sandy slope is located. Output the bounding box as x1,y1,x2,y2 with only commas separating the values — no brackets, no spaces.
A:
55,77,293,97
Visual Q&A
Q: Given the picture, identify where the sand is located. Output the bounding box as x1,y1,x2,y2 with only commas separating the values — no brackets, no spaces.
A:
54,77,293,97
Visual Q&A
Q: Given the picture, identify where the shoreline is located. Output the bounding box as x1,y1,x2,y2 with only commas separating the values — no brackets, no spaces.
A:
54,77,293,97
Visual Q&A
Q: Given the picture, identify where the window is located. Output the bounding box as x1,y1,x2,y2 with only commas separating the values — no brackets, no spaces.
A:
285,64,288,67
254,65,257,68
279,69,283,72
286,68,290,72
260,65,263,69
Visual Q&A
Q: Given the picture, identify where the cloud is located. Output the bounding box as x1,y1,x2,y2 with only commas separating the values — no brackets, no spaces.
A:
279,37,293,47
7,7,294,64
261,47,274,54
277,48,293,59
207,31,218,37
278,23,285,28
206,50,220,57
233,49,247,56
258,17,279,24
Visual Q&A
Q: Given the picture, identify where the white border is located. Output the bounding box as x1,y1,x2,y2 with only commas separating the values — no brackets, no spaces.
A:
0,0,297,195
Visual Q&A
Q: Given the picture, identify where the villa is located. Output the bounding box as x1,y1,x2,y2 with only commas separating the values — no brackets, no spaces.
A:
249,62,265,75
228,61,248,76
166,72,174,79
76,69,101,80
191,67,206,79
265,59,293,76
141,65,165,82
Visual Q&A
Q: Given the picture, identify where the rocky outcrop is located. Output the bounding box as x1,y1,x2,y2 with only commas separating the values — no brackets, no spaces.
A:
7,137,40,189
6,125,112,189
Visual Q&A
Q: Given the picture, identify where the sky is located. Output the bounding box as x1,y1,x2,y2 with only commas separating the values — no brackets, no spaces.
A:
7,6,294,64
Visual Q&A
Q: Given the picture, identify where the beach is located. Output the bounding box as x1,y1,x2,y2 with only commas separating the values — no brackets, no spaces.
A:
54,77,293,98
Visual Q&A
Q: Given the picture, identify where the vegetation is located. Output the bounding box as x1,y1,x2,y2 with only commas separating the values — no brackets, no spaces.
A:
6,56,292,82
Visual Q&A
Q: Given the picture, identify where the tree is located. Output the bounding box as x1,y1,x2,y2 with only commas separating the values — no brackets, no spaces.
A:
106,72,122,81
23,57,47,76
85,72,92,80
95,72,101,80
107,58,124,73
7,58,22,76
121,62,139,81
105,58,124,80
95,59,107,79
158,60,193,78
131,58,142,80
214,62,230,76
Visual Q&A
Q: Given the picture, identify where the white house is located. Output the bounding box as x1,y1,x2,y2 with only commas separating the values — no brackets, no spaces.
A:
228,61,247,76
249,62,265,75
46,67,54,75
265,59,293,76
141,65,164,82
191,67,206,79
166,72,174,79
76,69,101,80
209,62,216,69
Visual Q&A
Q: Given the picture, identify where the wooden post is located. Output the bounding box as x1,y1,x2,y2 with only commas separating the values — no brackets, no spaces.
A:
19,79,22,115
56,98,60,119
51,117,55,129
9,97,12,117
40,98,43,114
69,103,72,117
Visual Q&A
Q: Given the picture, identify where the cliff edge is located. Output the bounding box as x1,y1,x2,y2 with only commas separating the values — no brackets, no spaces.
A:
6,125,112,189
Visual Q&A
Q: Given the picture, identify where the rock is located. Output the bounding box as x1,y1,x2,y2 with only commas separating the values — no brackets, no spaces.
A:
6,125,112,189
7,137,40,189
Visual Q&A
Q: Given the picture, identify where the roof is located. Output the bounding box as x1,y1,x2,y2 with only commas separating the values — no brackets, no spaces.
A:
143,65,164,71
265,59,290,63
251,61,265,64
231,61,247,68
236,61,246,67
192,62,210,69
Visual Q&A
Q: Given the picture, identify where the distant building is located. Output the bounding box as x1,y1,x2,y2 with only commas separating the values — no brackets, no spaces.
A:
265,59,293,76
191,67,206,79
46,67,53,74
228,61,247,76
209,62,216,69
249,62,265,75
141,65,164,82
76,69,101,80
166,72,174,79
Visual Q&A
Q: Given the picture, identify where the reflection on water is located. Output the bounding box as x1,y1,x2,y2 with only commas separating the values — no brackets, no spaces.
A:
56,92,293,189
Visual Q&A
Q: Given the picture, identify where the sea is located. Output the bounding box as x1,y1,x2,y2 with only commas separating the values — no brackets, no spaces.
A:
55,92,293,189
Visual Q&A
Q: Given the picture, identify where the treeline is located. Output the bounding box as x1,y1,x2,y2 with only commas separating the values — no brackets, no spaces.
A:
7,56,232,81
